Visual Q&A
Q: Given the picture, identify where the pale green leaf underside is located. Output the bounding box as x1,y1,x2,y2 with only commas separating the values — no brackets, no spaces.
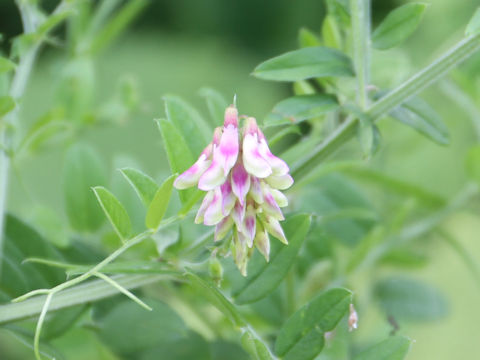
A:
145,174,176,229
372,3,427,50
120,167,158,207
93,186,132,240
253,46,354,81
233,214,311,304
264,94,339,127
466,8,480,36
275,288,352,360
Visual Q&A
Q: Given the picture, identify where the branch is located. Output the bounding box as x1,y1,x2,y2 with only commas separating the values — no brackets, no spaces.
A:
292,33,480,181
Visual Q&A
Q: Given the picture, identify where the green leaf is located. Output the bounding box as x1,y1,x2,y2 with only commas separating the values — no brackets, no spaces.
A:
63,143,107,232
466,145,480,185
37,10,73,37
0,96,15,117
42,305,88,340
1,215,65,299
145,174,176,230
298,27,321,48
164,95,211,155
139,331,211,360
93,187,132,240
322,15,342,49
358,122,381,159
274,288,352,360
390,96,449,145
120,167,158,207
466,8,480,36
0,57,16,73
30,206,69,248
264,94,339,127
156,118,196,204
199,87,229,127
185,271,245,327
354,336,412,360
253,47,354,81
90,0,148,54
372,3,427,50
373,277,448,322
97,299,187,355
233,214,311,304
241,331,275,360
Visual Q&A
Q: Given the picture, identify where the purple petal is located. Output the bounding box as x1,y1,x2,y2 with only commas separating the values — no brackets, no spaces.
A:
249,177,264,204
254,222,270,262
261,185,284,220
262,215,288,244
232,231,248,276
265,173,294,190
218,124,239,176
174,154,211,189
220,180,236,216
214,216,233,242
232,201,246,231
231,161,251,206
198,152,226,191
203,187,224,225
258,138,289,176
243,204,256,247
242,133,272,178
195,191,214,224
270,188,288,207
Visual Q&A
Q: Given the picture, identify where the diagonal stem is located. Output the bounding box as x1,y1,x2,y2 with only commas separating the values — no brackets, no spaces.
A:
292,33,480,181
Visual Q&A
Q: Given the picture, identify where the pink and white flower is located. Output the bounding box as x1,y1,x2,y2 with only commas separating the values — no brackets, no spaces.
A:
174,104,294,275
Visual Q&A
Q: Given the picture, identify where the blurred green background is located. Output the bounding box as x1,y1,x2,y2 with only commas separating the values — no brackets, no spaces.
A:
1,0,480,359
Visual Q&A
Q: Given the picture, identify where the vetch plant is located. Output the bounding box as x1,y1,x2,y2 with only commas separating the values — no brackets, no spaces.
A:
174,104,293,275
0,1,480,360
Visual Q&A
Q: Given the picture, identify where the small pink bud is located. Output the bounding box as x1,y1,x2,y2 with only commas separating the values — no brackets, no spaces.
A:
348,304,358,332
224,105,238,127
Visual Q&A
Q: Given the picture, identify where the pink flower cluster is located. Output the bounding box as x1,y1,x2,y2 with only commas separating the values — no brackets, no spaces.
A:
174,105,293,275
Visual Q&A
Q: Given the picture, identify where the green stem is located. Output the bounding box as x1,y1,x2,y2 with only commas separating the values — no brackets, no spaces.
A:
0,274,171,324
350,0,371,109
292,33,480,181
13,229,154,303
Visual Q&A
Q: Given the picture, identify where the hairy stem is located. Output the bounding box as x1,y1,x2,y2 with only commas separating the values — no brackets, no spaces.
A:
292,33,480,181
350,0,371,109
